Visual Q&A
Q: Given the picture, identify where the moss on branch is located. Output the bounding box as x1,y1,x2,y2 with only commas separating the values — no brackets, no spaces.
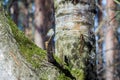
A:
7,16,46,69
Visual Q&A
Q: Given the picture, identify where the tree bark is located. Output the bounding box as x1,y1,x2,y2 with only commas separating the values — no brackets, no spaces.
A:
97,0,104,79
10,0,19,26
34,0,46,49
34,0,54,49
55,0,96,79
105,0,118,80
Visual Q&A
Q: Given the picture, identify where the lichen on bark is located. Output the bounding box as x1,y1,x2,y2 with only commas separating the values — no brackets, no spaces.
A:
55,0,96,80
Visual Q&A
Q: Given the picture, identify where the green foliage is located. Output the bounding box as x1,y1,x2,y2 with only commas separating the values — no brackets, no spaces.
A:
53,53,86,80
71,68,85,80
114,0,120,4
53,54,63,65
7,16,46,69
57,73,71,80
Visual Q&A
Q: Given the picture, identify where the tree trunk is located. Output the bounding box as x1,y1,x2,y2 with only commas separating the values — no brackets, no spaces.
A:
34,0,55,50
34,0,46,49
97,0,104,79
105,0,118,80
55,0,96,79
10,0,19,26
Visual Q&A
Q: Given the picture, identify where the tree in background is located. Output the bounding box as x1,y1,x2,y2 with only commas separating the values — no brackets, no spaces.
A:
105,0,119,80
96,0,106,79
9,0,19,26
34,0,54,49
34,0,46,49
3,0,34,40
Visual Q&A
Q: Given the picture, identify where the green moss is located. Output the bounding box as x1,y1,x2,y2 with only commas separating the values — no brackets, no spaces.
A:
53,54,64,65
57,73,71,80
71,68,85,80
7,17,46,68
54,54,85,80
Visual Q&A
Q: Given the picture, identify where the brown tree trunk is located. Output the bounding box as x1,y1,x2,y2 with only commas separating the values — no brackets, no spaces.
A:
34,0,55,49
10,1,19,25
22,1,29,37
34,0,46,49
105,0,118,80
97,0,104,79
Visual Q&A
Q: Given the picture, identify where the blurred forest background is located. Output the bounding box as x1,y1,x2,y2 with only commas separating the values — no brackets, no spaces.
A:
1,0,120,80
3,0,35,40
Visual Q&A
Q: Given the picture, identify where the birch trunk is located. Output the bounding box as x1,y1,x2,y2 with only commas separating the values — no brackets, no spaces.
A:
55,0,96,79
